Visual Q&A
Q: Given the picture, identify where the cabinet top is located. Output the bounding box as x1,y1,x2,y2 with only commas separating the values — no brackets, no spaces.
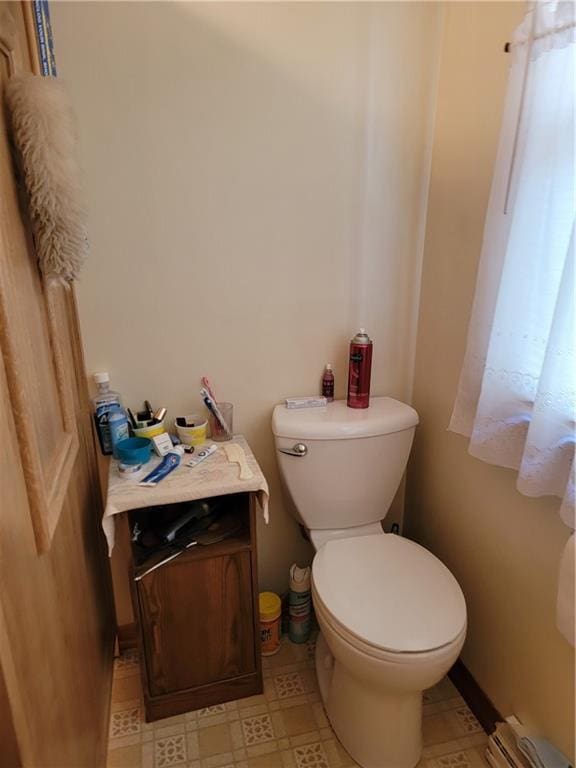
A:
102,435,269,554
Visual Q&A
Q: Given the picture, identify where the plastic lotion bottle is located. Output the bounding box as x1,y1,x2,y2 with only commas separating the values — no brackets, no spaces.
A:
322,364,334,402
289,564,312,643
92,372,122,455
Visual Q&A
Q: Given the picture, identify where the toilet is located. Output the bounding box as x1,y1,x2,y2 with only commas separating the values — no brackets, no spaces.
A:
272,398,467,768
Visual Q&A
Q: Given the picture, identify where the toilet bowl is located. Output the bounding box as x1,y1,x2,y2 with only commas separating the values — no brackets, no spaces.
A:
271,398,468,768
312,534,466,768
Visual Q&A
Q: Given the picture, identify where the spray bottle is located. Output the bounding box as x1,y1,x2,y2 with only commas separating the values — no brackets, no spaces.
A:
288,564,312,644
347,329,373,409
321,364,334,402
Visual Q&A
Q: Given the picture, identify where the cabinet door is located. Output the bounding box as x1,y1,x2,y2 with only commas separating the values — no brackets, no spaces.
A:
137,551,256,697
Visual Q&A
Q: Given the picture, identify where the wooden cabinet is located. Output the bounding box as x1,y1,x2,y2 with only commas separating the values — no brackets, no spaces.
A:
131,493,262,721
139,548,256,697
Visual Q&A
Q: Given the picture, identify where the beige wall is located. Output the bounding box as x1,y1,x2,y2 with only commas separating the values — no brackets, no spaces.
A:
51,0,575,751
52,2,441,594
407,2,575,759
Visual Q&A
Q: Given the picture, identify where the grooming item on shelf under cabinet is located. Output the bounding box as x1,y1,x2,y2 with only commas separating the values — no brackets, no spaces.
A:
134,540,198,580
322,364,334,402
156,501,212,544
288,563,312,643
347,328,373,409
259,592,282,656
139,445,184,487
109,408,130,459
134,511,243,581
92,372,122,455
285,396,327,409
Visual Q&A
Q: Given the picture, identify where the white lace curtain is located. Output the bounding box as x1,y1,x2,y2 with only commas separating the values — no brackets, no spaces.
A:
449,2,575,644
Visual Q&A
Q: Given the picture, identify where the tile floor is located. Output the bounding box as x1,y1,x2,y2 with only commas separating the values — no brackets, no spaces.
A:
108,635,489,768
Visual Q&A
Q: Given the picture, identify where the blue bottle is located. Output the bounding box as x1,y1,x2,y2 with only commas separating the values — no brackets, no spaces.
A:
92,372,122,455
109,408,130,459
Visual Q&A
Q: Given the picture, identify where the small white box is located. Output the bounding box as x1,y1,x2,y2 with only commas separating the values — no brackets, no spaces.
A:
151,433,174,456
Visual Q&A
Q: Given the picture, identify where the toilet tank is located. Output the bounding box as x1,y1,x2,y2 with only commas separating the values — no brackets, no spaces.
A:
272,398,419,531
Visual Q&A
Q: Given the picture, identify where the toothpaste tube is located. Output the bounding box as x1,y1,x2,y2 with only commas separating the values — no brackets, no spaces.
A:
285,397,328,409
139,445,185,486
187,443,217,468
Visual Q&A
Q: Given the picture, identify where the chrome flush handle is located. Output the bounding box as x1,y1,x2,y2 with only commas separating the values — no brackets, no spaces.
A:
279,443,308,457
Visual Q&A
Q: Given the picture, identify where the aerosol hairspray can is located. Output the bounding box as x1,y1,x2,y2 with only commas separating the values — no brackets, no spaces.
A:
288,564,312,644
347,328,373,409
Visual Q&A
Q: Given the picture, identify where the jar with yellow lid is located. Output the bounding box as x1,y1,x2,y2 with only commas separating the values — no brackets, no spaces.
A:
259,591,282,656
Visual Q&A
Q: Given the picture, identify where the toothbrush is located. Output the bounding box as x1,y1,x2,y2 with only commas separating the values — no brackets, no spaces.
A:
201,388,232,437
200,388,232,438
201,377,217,402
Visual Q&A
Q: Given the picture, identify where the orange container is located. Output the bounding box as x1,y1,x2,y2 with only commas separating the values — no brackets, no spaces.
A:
259,592,281,656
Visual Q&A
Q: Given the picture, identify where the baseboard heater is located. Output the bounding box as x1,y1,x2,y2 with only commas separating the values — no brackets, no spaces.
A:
487,721,530,768
487,719,573,768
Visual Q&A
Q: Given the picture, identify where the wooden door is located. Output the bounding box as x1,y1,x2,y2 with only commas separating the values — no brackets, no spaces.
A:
0,3,115,766
137,551,256,697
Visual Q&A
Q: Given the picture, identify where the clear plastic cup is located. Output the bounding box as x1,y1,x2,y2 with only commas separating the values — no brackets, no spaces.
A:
209,402,233,442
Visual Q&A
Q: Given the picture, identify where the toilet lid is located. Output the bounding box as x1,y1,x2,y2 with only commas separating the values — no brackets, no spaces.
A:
312,534,466,654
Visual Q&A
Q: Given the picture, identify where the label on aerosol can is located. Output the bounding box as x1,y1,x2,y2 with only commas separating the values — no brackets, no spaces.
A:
289,564,312,644
347,328,373,409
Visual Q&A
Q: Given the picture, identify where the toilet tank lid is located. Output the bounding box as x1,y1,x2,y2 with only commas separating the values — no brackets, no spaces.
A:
272,397,418,440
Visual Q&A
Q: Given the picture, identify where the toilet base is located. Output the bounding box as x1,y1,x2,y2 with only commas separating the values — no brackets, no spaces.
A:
315,632,422,768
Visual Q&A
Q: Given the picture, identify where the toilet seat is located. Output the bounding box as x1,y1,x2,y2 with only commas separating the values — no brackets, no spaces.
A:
313,589,466,666
312,534,467,655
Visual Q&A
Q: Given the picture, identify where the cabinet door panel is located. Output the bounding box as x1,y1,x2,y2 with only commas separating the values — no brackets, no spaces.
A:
138,551,256,696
